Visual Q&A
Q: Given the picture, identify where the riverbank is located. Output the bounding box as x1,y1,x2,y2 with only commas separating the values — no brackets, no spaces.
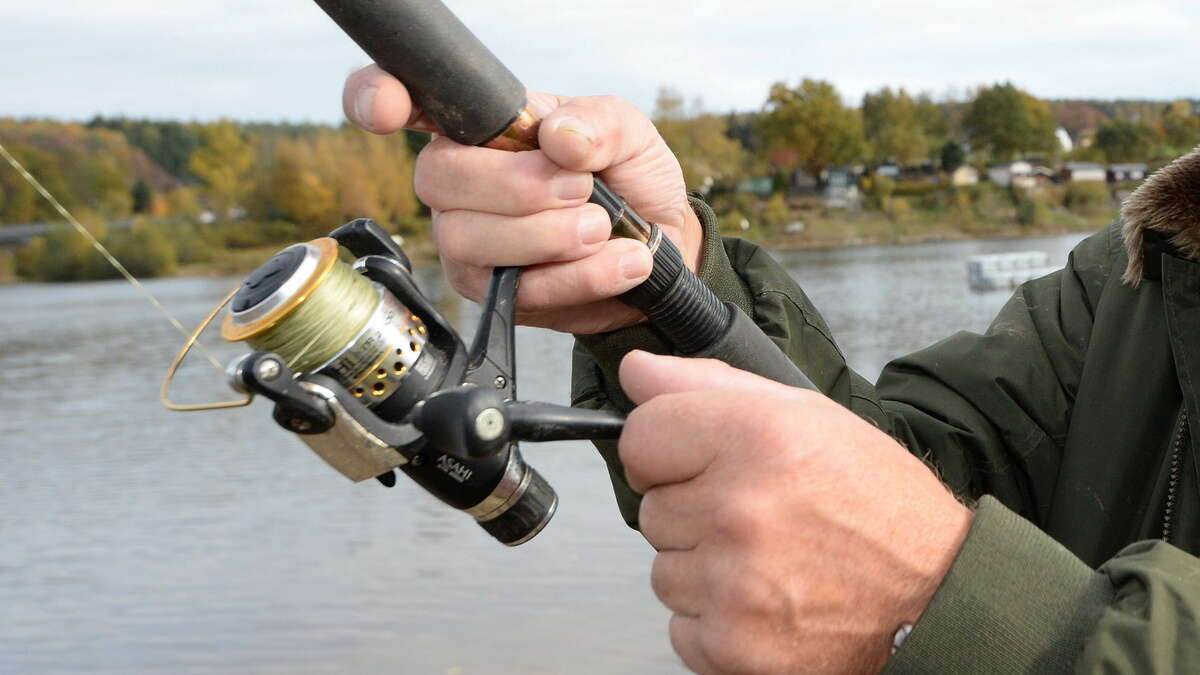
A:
758,208,1112,252
0,210,1113,285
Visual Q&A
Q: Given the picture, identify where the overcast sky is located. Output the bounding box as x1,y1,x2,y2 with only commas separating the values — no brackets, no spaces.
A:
2,0,1197,124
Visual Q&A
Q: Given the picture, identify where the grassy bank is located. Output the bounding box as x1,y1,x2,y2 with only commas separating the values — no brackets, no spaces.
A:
3,182,1119,285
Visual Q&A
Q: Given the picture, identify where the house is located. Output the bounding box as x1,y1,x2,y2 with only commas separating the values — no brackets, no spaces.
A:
1109,163,1148,182
950,165,979,186
1063,162,1107,183
823,167,861,209
987,161,1033,188
1056,127,1074,154
876,163,901,179
737,177,774,196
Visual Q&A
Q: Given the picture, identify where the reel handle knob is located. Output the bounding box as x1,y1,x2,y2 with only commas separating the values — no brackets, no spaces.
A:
411,386,510,460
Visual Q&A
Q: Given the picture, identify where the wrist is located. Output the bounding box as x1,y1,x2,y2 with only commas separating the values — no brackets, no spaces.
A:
902,499,975,622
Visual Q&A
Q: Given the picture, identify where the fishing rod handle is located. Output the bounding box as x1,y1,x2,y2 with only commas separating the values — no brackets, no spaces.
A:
312,0,816,388
313,0,526,147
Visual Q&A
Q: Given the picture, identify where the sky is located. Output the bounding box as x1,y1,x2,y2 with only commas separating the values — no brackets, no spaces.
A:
2,0,1198,124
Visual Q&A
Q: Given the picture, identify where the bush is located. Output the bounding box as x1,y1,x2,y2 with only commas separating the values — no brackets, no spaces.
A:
215,220,299,249
891,182,942,199
16,222,179,281
864,175,895,211
105,225,178,277
1016,194,1050,226
1064,182,1112,214
762,193,792,230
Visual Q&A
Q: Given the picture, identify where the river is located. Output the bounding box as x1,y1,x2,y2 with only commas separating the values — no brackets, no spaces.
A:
0,232,1089,674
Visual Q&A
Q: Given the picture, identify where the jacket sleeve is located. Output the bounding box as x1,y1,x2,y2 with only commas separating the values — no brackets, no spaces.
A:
884,496,1200,674
573,208,1200,669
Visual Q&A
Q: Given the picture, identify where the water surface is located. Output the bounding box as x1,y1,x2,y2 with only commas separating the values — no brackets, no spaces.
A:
0,232,1089,674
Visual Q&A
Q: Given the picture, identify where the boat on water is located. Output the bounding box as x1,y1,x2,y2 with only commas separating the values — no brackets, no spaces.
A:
966,252,1059,292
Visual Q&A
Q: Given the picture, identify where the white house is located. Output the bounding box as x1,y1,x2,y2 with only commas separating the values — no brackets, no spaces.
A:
1055,127,1074,154
1063,162,1107,183
987,160,1034,188
950,165,979,186
1109,163,1148,182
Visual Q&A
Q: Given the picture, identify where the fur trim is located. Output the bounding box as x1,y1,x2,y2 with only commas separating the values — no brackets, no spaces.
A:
1122,146,1200,284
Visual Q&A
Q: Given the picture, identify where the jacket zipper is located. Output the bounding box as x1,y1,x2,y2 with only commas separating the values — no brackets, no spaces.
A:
1163,410,1189,543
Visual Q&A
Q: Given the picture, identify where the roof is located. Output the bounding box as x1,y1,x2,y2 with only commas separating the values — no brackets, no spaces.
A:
1110,163,1148,170
1065,162,1105,170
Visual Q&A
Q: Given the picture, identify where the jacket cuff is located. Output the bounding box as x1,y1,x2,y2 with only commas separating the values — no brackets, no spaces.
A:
573,196,754,407
884,496,1113,673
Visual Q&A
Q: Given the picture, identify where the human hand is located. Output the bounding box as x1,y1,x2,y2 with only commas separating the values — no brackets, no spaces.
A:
618,351,973,674
343,65,703,334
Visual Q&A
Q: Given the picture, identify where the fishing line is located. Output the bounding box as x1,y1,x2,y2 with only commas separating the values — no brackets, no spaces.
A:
245,257,379,373
0,141,226,372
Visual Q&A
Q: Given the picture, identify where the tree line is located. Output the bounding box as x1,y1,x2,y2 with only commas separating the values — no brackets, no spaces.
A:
1,81,1196,281
658,82,1199,195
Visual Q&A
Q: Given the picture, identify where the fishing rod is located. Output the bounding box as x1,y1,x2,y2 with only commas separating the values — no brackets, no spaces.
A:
310,0,815,387
162,0,818,548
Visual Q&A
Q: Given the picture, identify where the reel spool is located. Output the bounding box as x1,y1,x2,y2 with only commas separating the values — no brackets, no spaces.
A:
221,237,444,421
170,218,623,547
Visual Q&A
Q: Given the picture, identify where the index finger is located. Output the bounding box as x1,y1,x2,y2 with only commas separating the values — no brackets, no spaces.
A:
619,391,742,493
343,64,438,135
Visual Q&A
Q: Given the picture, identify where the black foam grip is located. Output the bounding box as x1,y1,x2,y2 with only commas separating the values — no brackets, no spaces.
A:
312,0,526,146
477,465,557,546
619,238,729,355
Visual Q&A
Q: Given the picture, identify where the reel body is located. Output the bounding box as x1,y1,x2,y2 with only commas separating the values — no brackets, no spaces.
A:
222,219,622,546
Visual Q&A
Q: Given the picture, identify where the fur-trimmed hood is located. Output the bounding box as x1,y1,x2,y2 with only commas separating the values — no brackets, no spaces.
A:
1122,146,1200,284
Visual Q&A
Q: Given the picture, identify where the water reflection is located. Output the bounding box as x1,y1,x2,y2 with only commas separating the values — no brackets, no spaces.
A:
0,233,1088,674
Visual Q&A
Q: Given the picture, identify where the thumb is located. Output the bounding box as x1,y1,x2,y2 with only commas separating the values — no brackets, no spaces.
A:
618,350,787,405
538,95,691,231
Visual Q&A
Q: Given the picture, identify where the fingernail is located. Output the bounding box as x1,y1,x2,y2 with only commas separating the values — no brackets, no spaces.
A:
619,247,652,280
551,116,595,144
353,85,378,131
553,170,593,201
578,208,612,245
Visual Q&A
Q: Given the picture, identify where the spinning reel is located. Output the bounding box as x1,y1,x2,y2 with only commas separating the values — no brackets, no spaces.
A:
209,219,623,546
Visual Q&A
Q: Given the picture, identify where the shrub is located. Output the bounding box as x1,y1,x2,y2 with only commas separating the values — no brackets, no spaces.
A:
1064,182,1112,214
216,220,299,249
1016,195,1050,227
16,222,179,281
864,175,895,211
762,193,792,230
105,225,178,277
891,182,942,199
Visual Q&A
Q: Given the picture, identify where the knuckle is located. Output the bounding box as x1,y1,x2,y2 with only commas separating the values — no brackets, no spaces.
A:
432,211,484,267
510,151,559,205
649,553,672,600
713,496,765,544
699,619,748,674
412,153,440,206
442,263,482,303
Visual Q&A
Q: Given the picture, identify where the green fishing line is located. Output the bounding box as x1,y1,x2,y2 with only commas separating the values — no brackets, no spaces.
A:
247,258,380,373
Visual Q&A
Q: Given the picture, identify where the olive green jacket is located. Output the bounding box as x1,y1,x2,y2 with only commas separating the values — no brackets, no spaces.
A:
571,148,1200,672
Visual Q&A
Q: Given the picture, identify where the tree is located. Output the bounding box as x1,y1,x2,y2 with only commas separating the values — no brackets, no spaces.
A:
758,79,863,183
131,180,152,213
1094,119,1161,163
861,87,929,167
962,83,1058,160
940,141,966,173
653,88,750,190
188,120,255,216
1162,100,1200,155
